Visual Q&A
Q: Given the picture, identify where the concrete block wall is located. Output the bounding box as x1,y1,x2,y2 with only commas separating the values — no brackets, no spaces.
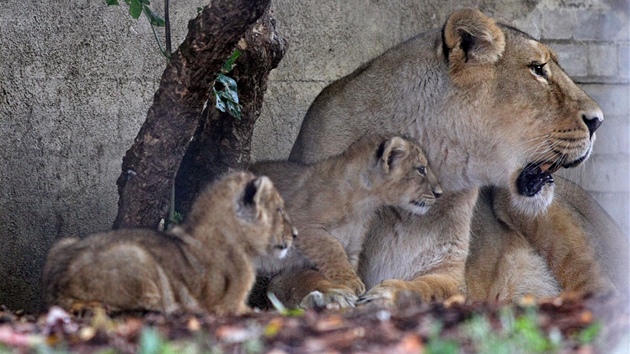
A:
0,0,627,312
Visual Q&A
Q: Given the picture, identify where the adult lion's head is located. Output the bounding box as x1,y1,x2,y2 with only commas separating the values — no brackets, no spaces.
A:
442,9,602,214
290,8,603,216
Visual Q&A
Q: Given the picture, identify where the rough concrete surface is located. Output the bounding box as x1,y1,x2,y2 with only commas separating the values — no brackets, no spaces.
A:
0,0,628,312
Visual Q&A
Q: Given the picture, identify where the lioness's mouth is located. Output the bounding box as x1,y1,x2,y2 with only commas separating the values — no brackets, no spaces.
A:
516,153,589,197
412,200,427,208
516,162,559,197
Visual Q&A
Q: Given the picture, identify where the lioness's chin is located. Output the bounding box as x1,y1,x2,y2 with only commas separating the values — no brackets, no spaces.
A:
509,182,555,216
272,248,289,259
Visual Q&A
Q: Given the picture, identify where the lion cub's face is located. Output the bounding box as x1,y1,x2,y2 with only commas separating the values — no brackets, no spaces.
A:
375,137,442,215
236,174,297,259
193,172,296,259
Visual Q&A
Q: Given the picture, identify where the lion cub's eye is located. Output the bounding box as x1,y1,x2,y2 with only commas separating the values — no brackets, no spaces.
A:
529,62,547,78
416,166,426,176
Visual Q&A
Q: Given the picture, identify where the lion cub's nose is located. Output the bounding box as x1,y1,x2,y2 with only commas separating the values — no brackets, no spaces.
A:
433,187,443,199
582,110,603,138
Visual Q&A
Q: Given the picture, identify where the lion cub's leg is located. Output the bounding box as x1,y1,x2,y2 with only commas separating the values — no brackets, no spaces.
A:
205,255,256,315
295,228,366,296
267,269,358,309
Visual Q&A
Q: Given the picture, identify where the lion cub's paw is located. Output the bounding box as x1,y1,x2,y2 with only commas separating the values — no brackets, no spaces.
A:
300,287,358,309
324,270,366,295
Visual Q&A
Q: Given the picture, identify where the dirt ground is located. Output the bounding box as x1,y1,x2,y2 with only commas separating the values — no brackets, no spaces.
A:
0,292,628,353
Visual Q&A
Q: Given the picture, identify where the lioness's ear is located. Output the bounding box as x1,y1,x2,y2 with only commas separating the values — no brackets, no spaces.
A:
241,176,274,221
443,8,505,86
379,137,408,174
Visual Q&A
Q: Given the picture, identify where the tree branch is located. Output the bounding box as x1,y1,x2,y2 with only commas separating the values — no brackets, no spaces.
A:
175,12,288,215
113,0,272,229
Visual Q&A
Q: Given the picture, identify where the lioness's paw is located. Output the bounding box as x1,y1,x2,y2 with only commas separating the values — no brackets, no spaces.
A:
357,279,415,306
357,284,397,306
300,288,358,309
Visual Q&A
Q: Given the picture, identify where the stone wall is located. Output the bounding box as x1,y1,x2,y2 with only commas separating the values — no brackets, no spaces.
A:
0,0,627,312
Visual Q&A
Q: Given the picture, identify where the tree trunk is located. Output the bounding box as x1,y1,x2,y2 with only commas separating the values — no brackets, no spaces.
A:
175,13,287,216
113,0,273,229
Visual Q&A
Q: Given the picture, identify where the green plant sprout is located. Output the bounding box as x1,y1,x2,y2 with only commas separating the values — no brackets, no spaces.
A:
105,0,169,58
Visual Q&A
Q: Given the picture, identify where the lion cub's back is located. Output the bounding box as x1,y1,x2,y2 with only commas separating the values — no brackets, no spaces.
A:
249,161,309,200
43,229,194,311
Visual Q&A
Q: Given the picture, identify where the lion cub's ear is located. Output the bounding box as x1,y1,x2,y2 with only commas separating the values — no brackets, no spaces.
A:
240,176,274,222
443,8,505,86
378,137,409,174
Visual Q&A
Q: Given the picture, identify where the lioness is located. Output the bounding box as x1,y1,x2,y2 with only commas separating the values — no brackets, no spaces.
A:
251,135,442,308
43,171,296,315
287,8,626,302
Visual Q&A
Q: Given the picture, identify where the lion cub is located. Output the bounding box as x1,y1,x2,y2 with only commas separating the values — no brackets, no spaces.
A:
43,171,296,315
251,135,442,308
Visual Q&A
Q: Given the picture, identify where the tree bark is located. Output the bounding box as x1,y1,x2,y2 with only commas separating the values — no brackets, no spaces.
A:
175,13,287,215
113,0,273,229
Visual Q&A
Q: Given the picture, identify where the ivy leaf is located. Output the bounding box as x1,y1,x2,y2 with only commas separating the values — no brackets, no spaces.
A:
216,74,238,98
129,0,143,19
143,5,165,27
105,0,120,5
226,101,242,120
213,88,227,113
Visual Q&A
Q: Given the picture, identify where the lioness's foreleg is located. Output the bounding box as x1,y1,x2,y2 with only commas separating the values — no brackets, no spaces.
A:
360,264,465,304
492,187,616,296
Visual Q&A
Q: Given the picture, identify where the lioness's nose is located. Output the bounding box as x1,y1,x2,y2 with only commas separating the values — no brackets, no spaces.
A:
582,109,603,138
433,187,443,199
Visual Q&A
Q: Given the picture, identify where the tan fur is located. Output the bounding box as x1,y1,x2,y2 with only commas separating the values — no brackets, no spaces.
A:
43,171,296,315
251,135,442,308
467,181,626,303
286,8,623,304
466,188,562,302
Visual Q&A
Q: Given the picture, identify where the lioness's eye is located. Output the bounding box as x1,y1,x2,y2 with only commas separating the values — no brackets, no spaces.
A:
529,62,547,78
417,166,426,176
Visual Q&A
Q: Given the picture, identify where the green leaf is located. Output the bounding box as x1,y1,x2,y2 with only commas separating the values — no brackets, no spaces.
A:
123,0,131,4
105,0,120,5
143,5,165,27
196,7,204,15
577,322,601,345
222,50,241,73
267,292,303,316
129,0,143,19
